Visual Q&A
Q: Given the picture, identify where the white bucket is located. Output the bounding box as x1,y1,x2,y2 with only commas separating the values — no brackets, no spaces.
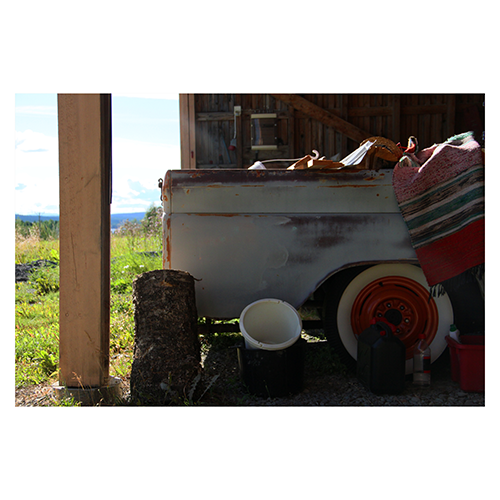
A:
239,298,302,350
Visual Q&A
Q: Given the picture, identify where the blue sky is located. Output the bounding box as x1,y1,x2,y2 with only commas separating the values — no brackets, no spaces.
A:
15,93,180,215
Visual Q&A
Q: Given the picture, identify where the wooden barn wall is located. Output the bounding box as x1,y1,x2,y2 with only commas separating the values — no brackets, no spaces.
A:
179,94,484,169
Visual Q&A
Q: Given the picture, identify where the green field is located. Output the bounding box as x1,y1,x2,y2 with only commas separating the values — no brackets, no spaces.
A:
15,207,162,404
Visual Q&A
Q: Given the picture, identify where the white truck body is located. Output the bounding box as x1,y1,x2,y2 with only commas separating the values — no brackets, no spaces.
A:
161,168,418,319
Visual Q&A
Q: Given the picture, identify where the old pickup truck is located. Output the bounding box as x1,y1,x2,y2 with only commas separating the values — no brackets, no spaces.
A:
160,166,483,373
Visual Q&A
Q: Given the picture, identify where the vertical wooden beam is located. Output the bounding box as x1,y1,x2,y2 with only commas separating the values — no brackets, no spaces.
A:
340,94,349,157
179,94,197,169
410,94,419,138
188,94,196,168
179,94,189,169
234,94,243,169
446,94,456,138
58,94,111,388
287,104,295,160
391,94,401,143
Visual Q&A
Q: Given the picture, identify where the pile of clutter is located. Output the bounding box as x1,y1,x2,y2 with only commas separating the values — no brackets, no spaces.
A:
248,136,403,171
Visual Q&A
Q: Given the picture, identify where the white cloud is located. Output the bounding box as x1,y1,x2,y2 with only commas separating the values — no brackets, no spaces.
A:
111,137,180,213
16,129,58,154
15,130,59,214
15,105,57,116
14,128,181,215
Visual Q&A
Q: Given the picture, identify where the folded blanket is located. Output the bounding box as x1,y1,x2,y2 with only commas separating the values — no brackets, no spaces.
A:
392,132,484,289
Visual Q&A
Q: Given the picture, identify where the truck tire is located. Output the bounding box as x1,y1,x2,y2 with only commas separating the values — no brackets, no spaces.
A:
323,264,454,374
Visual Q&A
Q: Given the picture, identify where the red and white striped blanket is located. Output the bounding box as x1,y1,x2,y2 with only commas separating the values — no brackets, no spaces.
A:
392,132,484,289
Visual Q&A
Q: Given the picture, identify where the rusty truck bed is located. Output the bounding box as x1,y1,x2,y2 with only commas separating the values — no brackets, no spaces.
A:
162,169,417,318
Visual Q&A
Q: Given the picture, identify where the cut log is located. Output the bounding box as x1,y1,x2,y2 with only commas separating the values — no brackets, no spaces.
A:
130,269,201,405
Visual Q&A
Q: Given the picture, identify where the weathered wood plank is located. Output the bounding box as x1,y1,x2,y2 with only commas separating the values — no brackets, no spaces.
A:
271,94,371,143
446,94,456,138
234,94,243,169
188,94,196,168
196,112,234,121
392,94,401,143
182,94,484,169
180,94,197,169
58,94,111,388
340,94,348,157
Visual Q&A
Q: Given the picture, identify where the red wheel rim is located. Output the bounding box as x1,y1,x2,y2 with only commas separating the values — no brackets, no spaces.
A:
351,275,438,359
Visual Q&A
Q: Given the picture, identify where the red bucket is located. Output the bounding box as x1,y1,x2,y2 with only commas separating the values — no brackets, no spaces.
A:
446,335,484,392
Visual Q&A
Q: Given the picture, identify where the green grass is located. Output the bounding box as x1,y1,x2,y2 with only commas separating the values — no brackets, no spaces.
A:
15,236,60,264
15,214,163,399
15,293,60,385
111,251,161,294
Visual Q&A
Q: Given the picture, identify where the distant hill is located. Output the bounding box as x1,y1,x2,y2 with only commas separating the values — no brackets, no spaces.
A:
16,212,147,229
110,213,146,229
15,214,59,223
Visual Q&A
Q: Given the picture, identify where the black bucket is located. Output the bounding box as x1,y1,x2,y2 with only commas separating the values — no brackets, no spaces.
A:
357,321,406,395
237,338,306,398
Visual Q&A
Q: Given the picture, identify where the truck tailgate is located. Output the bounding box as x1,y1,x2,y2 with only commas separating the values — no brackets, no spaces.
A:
163,169,399,214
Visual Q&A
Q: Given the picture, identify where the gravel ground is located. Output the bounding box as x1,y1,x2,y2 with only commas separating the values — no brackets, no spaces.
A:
15,339,484,406
196,339,485,406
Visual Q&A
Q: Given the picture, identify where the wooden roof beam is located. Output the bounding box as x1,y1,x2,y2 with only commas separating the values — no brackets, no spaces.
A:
271,94,371,143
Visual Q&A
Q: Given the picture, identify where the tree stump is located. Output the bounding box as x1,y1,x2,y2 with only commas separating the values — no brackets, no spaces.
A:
130,269,201,405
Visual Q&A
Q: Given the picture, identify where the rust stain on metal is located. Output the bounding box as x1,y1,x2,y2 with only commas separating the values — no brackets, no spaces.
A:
189,170,207,177
319,184,379,188
363,175,385,181
162,171,171,203
194,213,239,217
165,217,172,269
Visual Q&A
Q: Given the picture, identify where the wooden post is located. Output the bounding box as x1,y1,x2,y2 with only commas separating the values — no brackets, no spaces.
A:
391,94,401,143
340,94,349,157
179,94,196,169
446,94,456,138
58,94,112,388
287,104,295,160
234,94,243,169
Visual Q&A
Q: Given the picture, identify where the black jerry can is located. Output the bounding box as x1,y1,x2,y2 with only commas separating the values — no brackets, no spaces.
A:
356,321,406,395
